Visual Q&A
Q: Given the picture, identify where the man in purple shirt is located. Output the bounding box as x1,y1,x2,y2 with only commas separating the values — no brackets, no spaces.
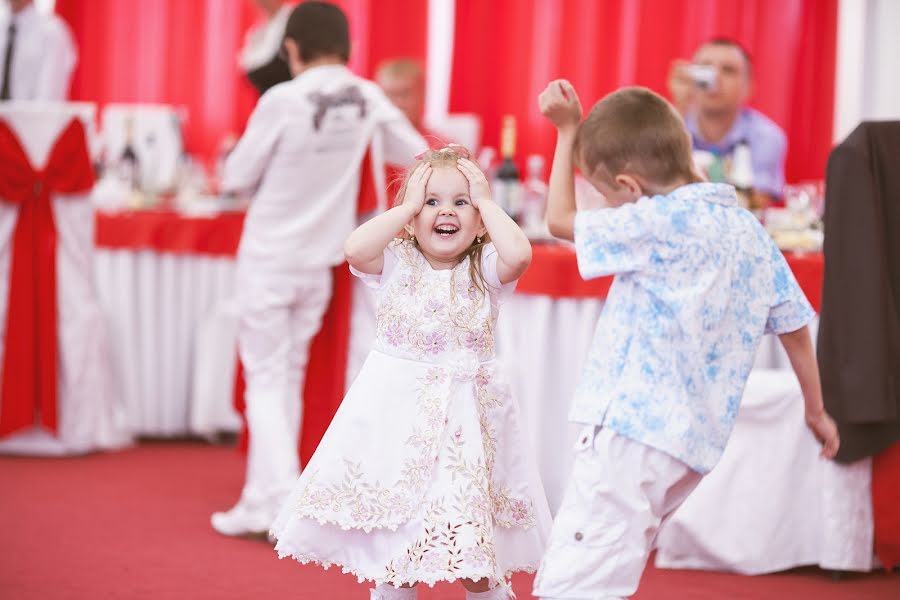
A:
669,38,787,204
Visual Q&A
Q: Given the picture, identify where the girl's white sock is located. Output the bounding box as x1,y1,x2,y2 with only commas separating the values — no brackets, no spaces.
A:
370,583,417,600
466,581,515,600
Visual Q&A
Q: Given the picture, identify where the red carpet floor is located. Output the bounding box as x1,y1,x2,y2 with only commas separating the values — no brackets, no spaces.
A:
2,441,897,599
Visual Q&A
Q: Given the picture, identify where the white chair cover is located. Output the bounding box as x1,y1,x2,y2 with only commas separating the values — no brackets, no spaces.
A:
0,102,130,455
655,369,873,574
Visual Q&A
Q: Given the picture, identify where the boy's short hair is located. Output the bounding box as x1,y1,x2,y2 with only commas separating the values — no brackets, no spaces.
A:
574,87,697,189
284,1,350,64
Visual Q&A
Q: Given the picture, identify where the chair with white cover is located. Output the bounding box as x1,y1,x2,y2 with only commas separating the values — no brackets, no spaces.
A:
190,297,242,438
0,102,130,455
654,368,873,574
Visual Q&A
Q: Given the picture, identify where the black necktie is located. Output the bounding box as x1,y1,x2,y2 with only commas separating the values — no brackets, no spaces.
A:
1,22,16,101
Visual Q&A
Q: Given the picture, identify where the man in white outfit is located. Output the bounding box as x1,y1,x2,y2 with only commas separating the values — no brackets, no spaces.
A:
0,0,77,101
212,1,426,537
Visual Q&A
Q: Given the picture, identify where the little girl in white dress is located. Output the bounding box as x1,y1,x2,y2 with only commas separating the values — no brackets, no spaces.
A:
271,146,552,599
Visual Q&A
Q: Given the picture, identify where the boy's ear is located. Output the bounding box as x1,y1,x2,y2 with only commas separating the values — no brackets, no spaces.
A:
614,174,644,199
283,38,302,75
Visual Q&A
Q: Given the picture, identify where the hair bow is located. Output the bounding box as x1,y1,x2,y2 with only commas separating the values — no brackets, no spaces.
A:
414,143,470,161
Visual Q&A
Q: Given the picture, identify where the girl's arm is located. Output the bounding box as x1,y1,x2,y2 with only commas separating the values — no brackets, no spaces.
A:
344,163,431,274
457,158,532,283
538,80,583,241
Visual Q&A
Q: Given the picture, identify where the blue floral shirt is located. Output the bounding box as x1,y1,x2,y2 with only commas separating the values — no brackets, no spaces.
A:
571,183,814,473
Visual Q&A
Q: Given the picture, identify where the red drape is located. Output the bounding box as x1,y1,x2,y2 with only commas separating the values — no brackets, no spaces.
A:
55,0,428,161
874,441,900,571
450,0,838,184
55,0,259,160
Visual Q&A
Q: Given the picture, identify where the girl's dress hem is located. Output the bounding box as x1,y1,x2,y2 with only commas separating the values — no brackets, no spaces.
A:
274,546,538,588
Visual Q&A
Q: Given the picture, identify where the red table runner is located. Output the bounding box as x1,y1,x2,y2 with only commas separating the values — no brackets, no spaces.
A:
94,210,826,465
95,210,245,257
516,242,823,311
96,210,823,309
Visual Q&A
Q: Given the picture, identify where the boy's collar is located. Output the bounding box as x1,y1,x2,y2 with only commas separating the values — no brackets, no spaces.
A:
294,63,349,81
664,182,738,206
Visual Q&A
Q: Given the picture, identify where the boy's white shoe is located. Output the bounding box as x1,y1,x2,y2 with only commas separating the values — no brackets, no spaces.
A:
210,502,272,538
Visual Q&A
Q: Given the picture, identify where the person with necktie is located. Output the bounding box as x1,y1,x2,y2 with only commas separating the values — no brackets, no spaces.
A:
0,0,77,101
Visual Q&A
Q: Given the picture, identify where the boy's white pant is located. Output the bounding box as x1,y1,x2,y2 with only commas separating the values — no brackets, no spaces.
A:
533,427,703,600
235,266,333,518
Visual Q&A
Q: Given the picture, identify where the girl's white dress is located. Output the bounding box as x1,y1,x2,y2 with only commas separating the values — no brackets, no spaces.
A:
271,240,552,587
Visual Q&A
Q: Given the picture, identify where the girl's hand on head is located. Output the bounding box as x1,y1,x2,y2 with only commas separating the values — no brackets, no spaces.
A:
456,158,490,209
539,79,583,133
402,162,432,215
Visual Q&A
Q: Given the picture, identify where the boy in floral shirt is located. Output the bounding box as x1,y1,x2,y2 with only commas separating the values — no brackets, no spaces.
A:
532,81,840,599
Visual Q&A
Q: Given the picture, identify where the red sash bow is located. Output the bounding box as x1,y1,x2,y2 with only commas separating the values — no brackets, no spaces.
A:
0,118,95,436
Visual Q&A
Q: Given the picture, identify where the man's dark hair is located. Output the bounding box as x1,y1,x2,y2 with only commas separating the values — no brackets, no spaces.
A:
703,37,753,77
284,1,350,64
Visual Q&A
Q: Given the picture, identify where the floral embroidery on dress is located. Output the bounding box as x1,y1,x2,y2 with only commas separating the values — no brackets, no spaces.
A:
296,366,450,532
380,409,536,585
372,241,496,363
384,433,496,585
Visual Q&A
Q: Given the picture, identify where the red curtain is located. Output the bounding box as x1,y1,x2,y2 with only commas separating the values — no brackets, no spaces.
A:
450,0,837,184
55,0,427,161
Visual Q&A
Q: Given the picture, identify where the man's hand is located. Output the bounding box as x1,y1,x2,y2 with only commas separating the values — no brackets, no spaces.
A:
667,59,696,115
805,409,840,459
402,162,432,215
456,158,491,209
539,80,583,134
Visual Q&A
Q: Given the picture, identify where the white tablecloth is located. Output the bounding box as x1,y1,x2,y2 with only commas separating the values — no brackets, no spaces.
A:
93,250,236,437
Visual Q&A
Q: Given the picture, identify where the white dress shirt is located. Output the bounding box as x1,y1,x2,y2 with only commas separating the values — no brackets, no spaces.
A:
223,64,426,270
0,3,77,101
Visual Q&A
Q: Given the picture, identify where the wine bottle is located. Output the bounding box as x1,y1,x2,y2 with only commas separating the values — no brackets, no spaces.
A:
522,154,548,238
119,116,140,192
729,140,754,212
491,115,522,221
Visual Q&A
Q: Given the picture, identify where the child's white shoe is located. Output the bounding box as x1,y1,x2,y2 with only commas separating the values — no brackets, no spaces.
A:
466,581,515,599
210,501,272,538
370,584,417,599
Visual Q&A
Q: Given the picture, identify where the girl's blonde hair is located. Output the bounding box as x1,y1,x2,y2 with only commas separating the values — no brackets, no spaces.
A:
393,146,492,297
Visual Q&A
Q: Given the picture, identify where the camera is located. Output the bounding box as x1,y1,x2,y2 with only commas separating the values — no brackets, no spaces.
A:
687,64,717,90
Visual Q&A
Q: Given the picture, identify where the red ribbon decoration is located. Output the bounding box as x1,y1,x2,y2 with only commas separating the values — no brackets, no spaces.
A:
0,118,95,436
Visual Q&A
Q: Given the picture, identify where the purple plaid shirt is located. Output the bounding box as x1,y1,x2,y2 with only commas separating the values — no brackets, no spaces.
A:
686,107,787,198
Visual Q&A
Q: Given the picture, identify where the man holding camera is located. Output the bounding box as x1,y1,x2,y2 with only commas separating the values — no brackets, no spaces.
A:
668,38,786,205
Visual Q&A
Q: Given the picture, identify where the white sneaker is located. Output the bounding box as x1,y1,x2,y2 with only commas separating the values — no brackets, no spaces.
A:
210,502,272,538
370,585,417,599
